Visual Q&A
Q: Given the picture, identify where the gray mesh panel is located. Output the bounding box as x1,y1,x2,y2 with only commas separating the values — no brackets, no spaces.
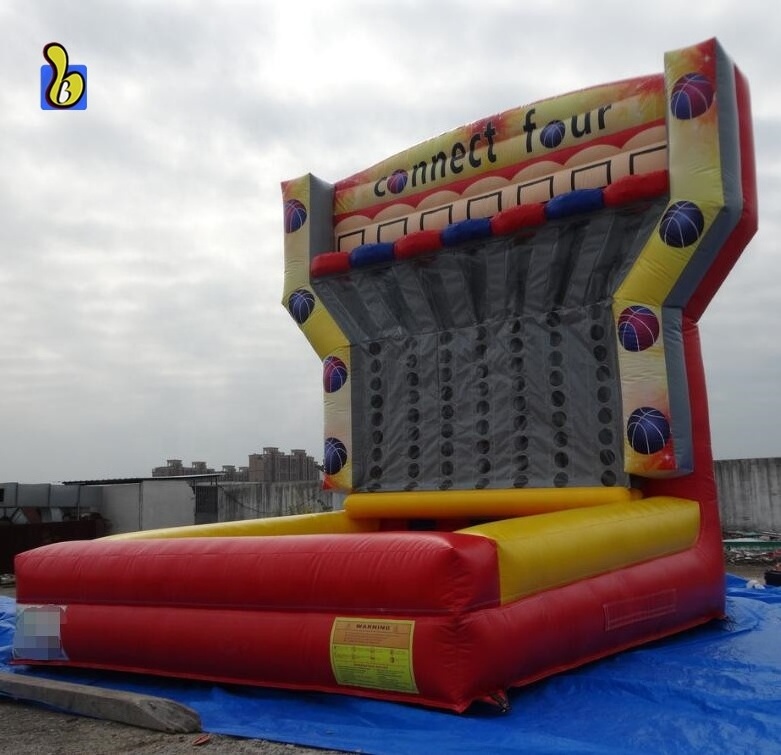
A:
313,200,666,491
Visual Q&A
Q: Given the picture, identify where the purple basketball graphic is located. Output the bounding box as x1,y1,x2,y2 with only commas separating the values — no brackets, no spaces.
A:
324,437,348,475
287,288,315,324
283,199,307,233
627,407,670,454
323,355,348,393
540,120,566,149
659,201,704,248
618,306,660,351
386,169,408,194
670,73,714,120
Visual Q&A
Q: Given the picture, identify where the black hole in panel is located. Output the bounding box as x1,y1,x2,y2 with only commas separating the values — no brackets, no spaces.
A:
550,332,562,347
408,426,420,441
511,357,524,372
514,436,529,451
441,461,453,476
600,449,616,465
407,372,419,386
440,367,453,382
440,479,453,490
554,431,568,447
477,364,489,379
476,439,490,455
476,419,489,435
516,455,529,470
514,415,527,431
552,411,567,428
554,472,569,487
593,345,608,362
513,376,526,391
598,408,612,424
408,408,420,423
441,423,454,438
513,475,528,487
599,428,613,444
475,344,487,358
371,412,383,426
510,338,524,353
371,448,382,462
409,390,420,404
597,386,611,403
476,401,490,415
372,430,383,444
596,365,611,382
369,342,382,355
476,477,489,489
591,324,605,341
370,359,382,373
551,390,566,407
441,442,454,457
370,466,383,479
442,405,454,420
406,355,418,369
546,312,561,327
601,470,617,486
554,452,569,468
514,396,527,412
370,377,382,391
510,320,521,334
408,445,420,459
478,382,489,397
440,349,452,363
408,464,420,478
476,325,488,341
477,458,491,474
440,331,452,344
441,386,453,401
370,395,383,409
549,370,564,386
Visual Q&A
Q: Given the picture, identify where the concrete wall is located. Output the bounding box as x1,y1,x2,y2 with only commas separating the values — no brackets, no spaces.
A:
99,480,195,535
216,482,344,522
715,457,781,534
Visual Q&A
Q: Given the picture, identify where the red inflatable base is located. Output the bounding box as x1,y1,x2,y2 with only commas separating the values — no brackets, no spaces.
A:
13,529,724,712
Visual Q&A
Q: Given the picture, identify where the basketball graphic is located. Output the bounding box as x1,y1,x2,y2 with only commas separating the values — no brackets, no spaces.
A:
283,199,307,233
386,169,409,194
627,407,670,454
323,356,348,393
540,120,566,148
617,306,660,351
324,437,348,474
659,200,705,247
670,73,714,119
287,288,315,324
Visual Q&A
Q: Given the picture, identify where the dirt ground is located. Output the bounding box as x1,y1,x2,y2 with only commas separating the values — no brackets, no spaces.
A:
0,564,775,754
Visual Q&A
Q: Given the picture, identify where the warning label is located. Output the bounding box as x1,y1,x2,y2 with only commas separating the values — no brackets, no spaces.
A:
330,618,417,694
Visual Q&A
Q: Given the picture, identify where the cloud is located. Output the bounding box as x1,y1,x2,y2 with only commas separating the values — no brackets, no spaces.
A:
1,0,779,483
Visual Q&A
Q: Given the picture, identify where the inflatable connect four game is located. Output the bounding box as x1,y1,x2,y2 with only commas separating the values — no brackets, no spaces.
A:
13,38,756,712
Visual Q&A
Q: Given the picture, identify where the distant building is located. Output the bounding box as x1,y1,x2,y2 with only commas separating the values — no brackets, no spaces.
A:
248,448,319,483
152,449,318,483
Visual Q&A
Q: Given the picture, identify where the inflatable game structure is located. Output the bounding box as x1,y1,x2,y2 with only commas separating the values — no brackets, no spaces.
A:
13,38,756,712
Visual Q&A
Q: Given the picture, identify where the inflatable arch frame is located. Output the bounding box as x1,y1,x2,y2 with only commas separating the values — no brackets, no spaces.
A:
14,39,756,712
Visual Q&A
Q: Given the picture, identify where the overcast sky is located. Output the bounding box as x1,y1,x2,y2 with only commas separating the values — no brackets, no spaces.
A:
1,1,779,483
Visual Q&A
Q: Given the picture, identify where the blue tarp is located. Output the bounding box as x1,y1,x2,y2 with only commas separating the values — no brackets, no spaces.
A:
2,575,780,754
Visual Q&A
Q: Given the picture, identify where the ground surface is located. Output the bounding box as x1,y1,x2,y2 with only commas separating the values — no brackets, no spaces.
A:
0,564,774,754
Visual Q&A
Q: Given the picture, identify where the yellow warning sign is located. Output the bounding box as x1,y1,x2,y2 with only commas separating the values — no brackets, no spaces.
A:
330,617,417,694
